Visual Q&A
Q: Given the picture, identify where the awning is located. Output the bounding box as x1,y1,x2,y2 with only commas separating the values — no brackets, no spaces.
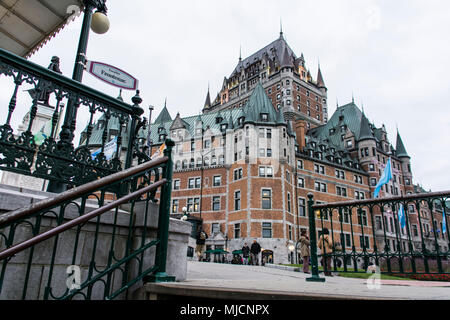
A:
0,0,83,58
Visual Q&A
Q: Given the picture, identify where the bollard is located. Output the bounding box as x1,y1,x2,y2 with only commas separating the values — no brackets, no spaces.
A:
306,193,326,283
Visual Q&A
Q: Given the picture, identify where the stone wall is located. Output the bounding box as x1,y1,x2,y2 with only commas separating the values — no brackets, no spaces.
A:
0,184,191,300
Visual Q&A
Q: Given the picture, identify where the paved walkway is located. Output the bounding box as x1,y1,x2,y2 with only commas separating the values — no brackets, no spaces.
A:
146,262,450,300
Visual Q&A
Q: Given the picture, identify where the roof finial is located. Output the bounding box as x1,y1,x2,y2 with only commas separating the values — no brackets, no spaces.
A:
352,92,355,104
280,18,283,38
164,97,167,108
239,45,242,62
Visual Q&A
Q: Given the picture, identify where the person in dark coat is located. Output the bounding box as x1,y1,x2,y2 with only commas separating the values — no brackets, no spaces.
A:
242,243,250,265
195,228,208,261
250,239,261,265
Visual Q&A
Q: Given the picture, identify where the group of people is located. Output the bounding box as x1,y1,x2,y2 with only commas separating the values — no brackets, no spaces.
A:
196,226,334,276
240,240,262,265
300,228,334,276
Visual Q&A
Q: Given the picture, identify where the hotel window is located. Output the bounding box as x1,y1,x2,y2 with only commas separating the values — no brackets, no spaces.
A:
213,175,221,186
369,164,375,171
172,199,179,213
358,210,368,226
336,186,347,197
315,182,327,193
261,113,269,122
288,225,293,240
212,196,221,211
188,178,195,189
212,223,220,235
297,177,305,188
266,129,272,139
234,168,243,180
405,178,411,186
287,193,291,213
315,164,325,175
298,198,306,216
375,216,382,230
234,223,241,238
297,160,303,169
234,191,241,210
173,179,180,190
262,222,272,238
259,148,265,157
259,166,273,178
190,140,195,151
259,128,265,138
267,148,272,157
262,189,272,209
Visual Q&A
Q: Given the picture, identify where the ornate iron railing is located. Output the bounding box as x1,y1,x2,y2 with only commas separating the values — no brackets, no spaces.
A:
0,48,149,188
306,191,450,281
0,140,175,300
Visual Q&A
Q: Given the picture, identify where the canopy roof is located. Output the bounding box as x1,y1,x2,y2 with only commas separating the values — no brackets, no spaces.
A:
0,0,83,57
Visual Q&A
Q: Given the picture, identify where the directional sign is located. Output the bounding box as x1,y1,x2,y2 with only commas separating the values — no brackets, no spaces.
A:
85,60,139,90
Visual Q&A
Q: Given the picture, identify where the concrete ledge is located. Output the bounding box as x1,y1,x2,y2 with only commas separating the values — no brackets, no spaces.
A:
144,283,390,300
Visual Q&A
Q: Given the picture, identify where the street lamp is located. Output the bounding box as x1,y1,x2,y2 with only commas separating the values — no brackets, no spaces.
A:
48,0,110,193
181,206,188,221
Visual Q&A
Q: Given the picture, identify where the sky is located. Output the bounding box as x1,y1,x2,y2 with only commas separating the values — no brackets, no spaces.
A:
1,0,449,192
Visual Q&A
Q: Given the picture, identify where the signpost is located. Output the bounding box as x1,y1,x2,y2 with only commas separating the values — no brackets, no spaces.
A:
85,60,139,90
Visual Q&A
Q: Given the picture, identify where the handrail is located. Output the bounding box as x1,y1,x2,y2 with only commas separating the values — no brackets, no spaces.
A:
0,156,168,227
312,190,450,209
0,178,166,261
0,48,133,114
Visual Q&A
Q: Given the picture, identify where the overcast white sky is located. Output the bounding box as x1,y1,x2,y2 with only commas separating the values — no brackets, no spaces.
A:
2,0,450,192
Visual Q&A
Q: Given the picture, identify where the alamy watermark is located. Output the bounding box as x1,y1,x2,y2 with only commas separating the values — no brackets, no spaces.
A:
66,265,81,291
366,265,382,290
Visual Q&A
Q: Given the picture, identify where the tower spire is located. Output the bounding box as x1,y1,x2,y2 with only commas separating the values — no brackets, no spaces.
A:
280,18,283,38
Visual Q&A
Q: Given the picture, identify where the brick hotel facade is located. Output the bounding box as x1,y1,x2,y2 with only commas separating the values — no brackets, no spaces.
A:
81,31,448,264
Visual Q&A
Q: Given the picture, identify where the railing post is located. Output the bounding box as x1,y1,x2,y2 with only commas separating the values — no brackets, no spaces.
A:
147,138,176,283
125,90,144,170
306,193,326,283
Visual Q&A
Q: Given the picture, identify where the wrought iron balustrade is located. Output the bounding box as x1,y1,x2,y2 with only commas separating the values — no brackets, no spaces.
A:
306,191,450,279
0,140,175,300
0,48,149,188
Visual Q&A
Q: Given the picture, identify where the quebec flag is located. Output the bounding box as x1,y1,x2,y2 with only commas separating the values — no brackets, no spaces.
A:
373,157,393,198
91,137,118,161
397,204,406,229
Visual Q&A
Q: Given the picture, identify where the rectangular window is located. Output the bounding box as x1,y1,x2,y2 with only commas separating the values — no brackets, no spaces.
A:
172,199,179,213
267,129,272,139
267,148,272,157
375,216,382,230
234,223,241,238
195,177,201,189
297,177,305,188
298,198,306,217
212,196,221,211
213,175,221,186
262,189,272,209
259,128,265,138
297,160,303,169
234,191,241,210
288,225,293,240
259,148,265,157
188,178,195,189
234,168,243,180
212,223,219,235
287,193,291,213
173,179,180,190
262,222,272,238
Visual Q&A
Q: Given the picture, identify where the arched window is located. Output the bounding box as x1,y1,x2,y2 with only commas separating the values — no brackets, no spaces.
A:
219,155,225,165
175,161,181,170
182,160,187,169
211,156,217,166
203,157,209,167
196,158,202,167
189,158,195,168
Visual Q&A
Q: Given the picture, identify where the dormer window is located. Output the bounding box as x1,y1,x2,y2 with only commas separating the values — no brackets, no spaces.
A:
158,127,164,133
221,124,228,131
238,117,245,126
260,113,269,122
216,117,223,124
329,128,336,135
159,134,166,142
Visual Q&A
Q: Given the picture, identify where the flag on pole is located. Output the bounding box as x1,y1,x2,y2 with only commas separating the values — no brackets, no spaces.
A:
151,142,166,159
91,137,118,160
398,204,406,229
373,157,393,198
443,206,447,234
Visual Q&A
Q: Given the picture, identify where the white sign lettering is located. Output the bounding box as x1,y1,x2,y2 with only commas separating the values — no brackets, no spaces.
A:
86,61,139,90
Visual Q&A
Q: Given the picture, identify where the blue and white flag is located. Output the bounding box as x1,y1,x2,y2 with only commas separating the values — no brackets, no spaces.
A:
397,204,406,229
373,157,393,198
91,137,118,160
443,206,447,234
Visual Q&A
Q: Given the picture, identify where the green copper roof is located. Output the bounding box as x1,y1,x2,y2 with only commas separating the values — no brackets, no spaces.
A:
154,105,172,124
358,112,375,141
243,82,279,125
395,131,409,158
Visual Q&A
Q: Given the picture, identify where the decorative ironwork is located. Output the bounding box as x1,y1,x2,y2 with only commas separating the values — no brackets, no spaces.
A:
0,48,146,187
0,140,175,300
307,191,450,280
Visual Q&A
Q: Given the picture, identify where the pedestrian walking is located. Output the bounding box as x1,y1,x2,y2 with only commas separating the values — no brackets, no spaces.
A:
317,228,333,276
250,239,261,266
299,230,311,274
242,243,250,265
195,227,208,261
